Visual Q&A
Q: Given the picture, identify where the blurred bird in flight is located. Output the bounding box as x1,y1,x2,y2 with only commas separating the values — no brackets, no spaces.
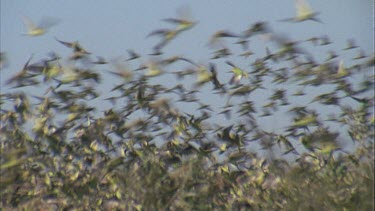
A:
55,37,91,60
226,61,249,84
21,16,59,36
55,38,90,54
164,5,196,32
281,0,322,23
147,6,196,51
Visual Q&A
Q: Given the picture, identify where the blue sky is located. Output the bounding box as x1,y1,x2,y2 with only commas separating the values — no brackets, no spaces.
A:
1,0,372,71
1,1,374,155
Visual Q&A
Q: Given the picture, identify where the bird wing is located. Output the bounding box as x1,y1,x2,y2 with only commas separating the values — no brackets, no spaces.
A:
295,0,314,19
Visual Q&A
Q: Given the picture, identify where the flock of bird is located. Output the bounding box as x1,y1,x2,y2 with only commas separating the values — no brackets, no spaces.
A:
2,0,374,168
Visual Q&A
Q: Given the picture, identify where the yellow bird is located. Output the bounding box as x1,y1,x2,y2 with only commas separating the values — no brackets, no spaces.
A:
22,16,59,36
164,6,196,32
195,65,213,87
333,60,349,79
144,61,164,77
163,18,196,32
281,0,322,23
295,0,317,21
226,61,248,84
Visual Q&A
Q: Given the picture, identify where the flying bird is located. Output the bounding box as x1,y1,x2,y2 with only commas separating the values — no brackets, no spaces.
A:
5,55,33,85
147,28,180,50
144,61,164,77
343,39,358,50
209,30,240,47
92,56,107,64
332,60,349,79
160,56,196,66
126,49,140,61
21,16,59,36
55,37,90,54
209,63,225,91
242,22,269,38
280,0,322,23
195,65,213,87
226,61,248,84
163,18,196,32
164,5,196,32
55,38,91,60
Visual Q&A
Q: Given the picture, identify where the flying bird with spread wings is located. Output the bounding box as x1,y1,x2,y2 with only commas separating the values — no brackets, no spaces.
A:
21,16,59,36
280,0,322,23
